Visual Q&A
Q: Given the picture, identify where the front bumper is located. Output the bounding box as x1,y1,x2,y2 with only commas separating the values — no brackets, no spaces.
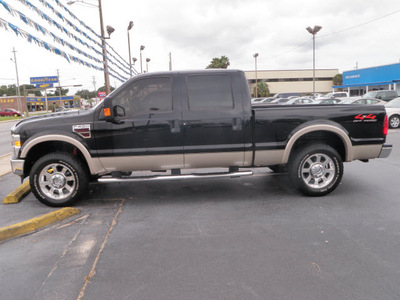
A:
10,156,24,176
379,144,392,158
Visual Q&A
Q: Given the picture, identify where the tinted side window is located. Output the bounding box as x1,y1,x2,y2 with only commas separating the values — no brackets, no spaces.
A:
115,77,172,115
187,75,234,110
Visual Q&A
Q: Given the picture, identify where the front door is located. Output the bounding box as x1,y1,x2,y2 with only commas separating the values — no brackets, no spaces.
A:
93,75,184,172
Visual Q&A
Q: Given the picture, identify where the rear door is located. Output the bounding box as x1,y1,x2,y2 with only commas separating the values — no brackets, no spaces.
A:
180,72,248,168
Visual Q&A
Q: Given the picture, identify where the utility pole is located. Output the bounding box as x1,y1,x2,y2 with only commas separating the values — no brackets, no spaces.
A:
169,52,172,71
93,76,97,105
11,47,22,113
57,69,62,109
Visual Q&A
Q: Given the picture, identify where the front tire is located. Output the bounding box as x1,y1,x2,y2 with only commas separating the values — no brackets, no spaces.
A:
288,144,343,196
389,115,400,129
30,152,89,207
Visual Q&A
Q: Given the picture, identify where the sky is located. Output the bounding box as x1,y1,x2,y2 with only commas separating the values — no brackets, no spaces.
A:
1,0,400,95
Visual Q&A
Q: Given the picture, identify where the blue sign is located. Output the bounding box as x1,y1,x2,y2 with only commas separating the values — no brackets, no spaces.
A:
27,96,74,102
343,63,400,87
30,76,59,85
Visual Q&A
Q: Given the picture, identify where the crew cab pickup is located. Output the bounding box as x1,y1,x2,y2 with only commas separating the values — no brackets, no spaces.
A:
10,70,392,206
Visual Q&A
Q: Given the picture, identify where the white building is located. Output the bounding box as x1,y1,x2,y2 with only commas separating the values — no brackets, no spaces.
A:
245,69,339,96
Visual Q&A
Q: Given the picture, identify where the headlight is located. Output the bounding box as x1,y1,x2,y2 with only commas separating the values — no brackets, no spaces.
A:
11,134,21,157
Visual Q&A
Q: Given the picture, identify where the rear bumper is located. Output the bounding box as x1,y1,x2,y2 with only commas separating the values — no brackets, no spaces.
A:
379,144,392,158
10,156,24,176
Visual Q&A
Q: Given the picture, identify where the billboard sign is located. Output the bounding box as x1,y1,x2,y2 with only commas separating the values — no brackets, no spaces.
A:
30,76,59,85
98,91,106,98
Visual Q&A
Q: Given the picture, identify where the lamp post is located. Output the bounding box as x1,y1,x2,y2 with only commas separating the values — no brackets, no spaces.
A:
67,0,114,95
127,21,134,77
253,53,259,97
140,45,145,73
146,58,151,73
306,25,322,95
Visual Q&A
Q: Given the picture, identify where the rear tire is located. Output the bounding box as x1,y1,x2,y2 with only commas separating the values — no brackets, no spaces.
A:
30,152,89,207
288,144,343,196
389,115,400,129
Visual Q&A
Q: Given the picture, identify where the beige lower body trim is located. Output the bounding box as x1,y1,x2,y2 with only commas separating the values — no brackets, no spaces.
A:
253,150,285,166
348,144,382,161
99,154,184,172
184,152,251,169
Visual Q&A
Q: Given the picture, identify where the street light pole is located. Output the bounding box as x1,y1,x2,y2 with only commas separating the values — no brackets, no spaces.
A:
253,53,259,97
11,47,22,113
146,58,151,73
127,21,134,77
140,45,145,73
306,25,322,95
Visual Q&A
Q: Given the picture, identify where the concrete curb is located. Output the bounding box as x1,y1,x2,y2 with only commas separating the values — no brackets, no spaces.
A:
0,207,80,242
3,180,31,204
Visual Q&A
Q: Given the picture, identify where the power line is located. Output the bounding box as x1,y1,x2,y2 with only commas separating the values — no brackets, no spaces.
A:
259,7,400,61
319,8,400,39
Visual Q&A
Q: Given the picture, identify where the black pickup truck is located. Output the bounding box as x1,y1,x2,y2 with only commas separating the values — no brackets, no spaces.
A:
10,70,392,206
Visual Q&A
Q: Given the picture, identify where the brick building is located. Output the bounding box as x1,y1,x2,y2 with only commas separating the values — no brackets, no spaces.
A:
0,96,26,113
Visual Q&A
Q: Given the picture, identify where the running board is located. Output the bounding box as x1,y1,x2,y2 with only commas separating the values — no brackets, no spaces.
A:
98,171,253,183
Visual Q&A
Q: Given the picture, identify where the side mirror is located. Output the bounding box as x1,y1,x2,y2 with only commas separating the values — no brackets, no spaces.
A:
103,98,125,124
114,105,125,117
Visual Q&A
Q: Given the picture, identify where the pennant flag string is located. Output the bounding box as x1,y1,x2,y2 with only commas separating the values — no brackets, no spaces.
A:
0,1,103,65
9,0,130,76
0,17,126,83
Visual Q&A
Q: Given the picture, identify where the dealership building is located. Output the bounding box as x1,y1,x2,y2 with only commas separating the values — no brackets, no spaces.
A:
245,69,339,96
333,62,400,96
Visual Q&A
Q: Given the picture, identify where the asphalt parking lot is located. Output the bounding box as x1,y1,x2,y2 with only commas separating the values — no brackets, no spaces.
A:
0,130,399,300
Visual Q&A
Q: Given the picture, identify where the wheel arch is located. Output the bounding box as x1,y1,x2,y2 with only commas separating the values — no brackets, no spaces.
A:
282,124,352,163
20,135,105,177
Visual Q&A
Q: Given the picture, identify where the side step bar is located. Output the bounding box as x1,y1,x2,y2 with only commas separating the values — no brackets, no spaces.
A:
98,171,253,183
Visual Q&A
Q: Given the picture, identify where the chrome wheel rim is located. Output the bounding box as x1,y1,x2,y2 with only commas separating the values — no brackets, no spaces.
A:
39,163,76,200
300,153,336,189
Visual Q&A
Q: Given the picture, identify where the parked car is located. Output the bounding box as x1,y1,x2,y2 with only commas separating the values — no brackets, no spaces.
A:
341,98,387,105
312,98,342,104
318,92,349,99
0,108,21,117
55,107,69,112
269,98,290,104
385,97,400,128
272,92,301,98
363,90,398,102
282,97,314,105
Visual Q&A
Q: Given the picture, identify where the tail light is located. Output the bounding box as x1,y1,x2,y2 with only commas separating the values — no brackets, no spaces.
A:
383,114,389,136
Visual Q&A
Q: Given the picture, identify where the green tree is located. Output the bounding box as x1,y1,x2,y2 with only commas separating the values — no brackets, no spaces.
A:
333,74,343,86
0,84,42,96
46,88,69,97
253,81,270,97
206,56,230,69
75,89,96,99
97,86,115,93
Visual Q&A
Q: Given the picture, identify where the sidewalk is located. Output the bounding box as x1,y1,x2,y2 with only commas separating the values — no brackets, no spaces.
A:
0,154,11,177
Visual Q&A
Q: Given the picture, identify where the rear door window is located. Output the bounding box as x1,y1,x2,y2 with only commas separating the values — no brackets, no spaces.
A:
187,75,234,110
